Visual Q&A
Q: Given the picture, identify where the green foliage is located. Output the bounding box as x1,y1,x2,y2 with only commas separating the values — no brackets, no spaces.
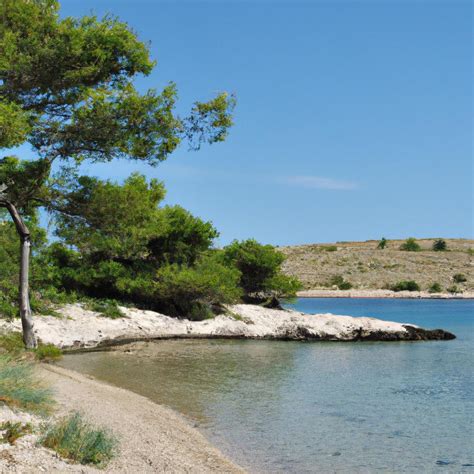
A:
321,245,338,252
152,255,242,319
1,0,235,200
453,273,467,283
329,275,353,290
428,282,442,293
377,237,388,249
432,239,447,251
0,211,51,319
399,238,421,252
0,102,31,148
223,239,301,299
53,174,167,259
85,299,124,319
0,421,32,444
51,173,219,267
0,357,52,413
147,205,219,266
447,285,461,294
40,412,117,467
391,280,420,292
0,332,25,355
0,0,235,336
34,344,63,361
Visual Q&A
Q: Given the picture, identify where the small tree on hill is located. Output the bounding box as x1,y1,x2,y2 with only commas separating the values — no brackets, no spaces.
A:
377,237,388,249
0,0,235,347
400,238,421,252
432,239,447,251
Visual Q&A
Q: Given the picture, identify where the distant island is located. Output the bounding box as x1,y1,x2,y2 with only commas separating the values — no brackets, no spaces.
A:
281,238,473,298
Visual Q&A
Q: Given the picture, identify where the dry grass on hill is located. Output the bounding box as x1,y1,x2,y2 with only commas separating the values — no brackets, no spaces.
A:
280,238,473,293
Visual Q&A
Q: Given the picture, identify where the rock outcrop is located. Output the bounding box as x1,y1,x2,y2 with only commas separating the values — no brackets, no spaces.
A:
0,304,455,350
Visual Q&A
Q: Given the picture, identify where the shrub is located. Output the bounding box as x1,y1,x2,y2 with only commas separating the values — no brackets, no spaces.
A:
40,412,117,467
400,238,421,252
391,280,420,292
329,275,353,290
432,239,447,251
0,357,52,413
453,273,467,283
85,299,124,319
35,344,62,361
428,282,442,293
223,239,301,299
153,255,242,319
321,245,338,252
447,285,462,294
377,238,388,249
0,421,32,444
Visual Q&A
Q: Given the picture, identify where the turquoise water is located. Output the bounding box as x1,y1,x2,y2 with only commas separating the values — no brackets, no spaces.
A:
59,299,474,473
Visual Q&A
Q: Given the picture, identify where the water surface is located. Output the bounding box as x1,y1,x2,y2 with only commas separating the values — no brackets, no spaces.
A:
58,299,474,472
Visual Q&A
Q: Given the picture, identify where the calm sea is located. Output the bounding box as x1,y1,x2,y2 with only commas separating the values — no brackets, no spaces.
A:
58,298,474,473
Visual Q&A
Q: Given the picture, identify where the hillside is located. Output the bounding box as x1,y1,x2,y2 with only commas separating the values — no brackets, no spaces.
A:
280,238,473,294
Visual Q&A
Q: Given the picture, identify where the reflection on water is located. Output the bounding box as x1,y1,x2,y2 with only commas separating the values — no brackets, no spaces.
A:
59,339,298,423
58,299,474,473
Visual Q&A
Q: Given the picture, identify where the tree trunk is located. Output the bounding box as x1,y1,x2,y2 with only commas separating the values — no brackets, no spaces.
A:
5,202,37,349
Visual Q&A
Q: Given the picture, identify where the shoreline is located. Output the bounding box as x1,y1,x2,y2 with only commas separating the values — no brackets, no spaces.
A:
0,303,456,351
38,364,244,473
296,289,474,299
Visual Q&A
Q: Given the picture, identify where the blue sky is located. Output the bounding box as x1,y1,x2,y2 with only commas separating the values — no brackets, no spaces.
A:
19,1,474,245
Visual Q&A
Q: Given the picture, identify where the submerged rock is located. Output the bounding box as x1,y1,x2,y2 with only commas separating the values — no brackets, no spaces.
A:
0,303,455,349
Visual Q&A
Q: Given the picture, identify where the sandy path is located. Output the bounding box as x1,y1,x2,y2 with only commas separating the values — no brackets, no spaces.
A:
39,365,244,474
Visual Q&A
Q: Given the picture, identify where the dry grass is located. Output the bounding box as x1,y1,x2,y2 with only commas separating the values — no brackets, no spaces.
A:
281,238,473,293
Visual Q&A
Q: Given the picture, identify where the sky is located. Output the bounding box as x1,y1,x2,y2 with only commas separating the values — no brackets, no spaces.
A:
14,0,474,246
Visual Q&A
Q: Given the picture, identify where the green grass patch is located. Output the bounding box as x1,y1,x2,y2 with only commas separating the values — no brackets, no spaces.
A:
85,299,125,319
35,344,62,361
321,245,338,252
0,332,25,356
40,412,117,467
0,421,32,444
0,356,53,413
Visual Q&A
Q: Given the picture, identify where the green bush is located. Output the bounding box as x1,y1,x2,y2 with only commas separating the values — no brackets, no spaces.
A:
377,238,388,249
40,412,117,467
153,255,242,319
329,275,353,290
432,239,447,251
447,285,462,294
428,282,442,293
453,273,467,283
0,356,52,413
223,239,301,300
321,245,338,252
391,280,420,292
85,299,124,319
400,238,421,252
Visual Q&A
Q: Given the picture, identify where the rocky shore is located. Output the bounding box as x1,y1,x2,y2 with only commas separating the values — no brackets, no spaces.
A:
0,304,455,350
297,289,474,299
